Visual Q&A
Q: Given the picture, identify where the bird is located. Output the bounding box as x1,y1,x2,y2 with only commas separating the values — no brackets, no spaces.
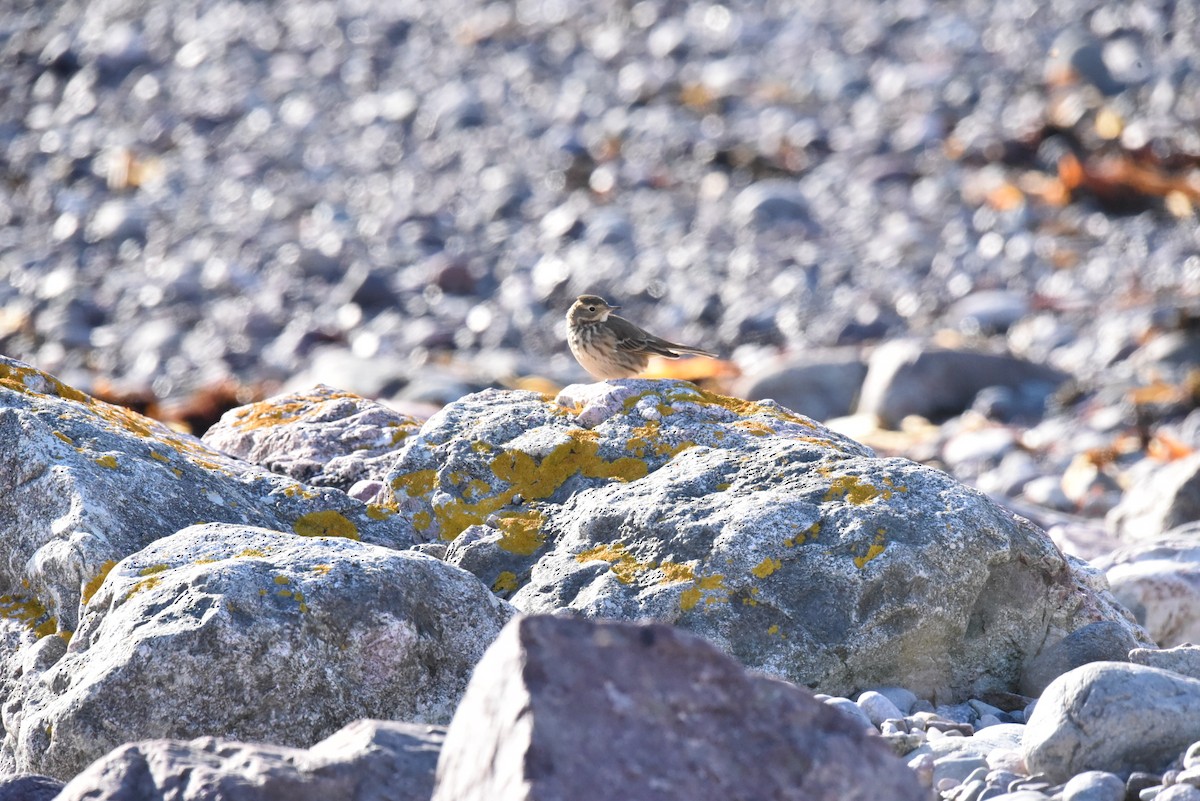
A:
566,294,717,379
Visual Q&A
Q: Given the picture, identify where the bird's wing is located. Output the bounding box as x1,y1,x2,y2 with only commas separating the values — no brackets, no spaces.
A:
608,316,716,359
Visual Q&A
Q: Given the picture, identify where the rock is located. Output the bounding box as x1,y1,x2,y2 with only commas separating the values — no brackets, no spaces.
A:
1128,644,1200,680
1019,619,1141,696
871,686,919,716
1023,662,1200,782
431,615,927,801
945,291,1031,337
824,697,875,730
4,524,514,779
383,379,1147,700
856,340,1067,428
1097,537,1200,647
0,774,62,801
1062,770,1126,801
733,349,867,422
1158,786,1200,801
54,720,444,801
730,180,816,231
202,384,423,491
1108,454,1200,543
857,690,905,726
0,357,414,633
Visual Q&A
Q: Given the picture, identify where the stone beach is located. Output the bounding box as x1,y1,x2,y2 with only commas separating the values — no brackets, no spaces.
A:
1,0,1200,797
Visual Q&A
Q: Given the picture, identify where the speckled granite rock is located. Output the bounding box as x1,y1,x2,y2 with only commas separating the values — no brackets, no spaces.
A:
382,379,1148,700
0,357,415,634
202,384,423,491
3,524,513,779
1107,455,1200,544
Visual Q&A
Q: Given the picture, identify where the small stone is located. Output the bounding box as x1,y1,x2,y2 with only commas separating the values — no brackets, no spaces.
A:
987,748,1027,773
1062,770,1126,801
1188,742,1200,769
857,690,906,726
908,752,936,787
1177,768,1200,789
934,754,990,786
1156,786,1200,801
824,696,874,730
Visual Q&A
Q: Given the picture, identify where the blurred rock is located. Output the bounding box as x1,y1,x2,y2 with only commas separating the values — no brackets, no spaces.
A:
733,348,867,421
432,615,927,801
1096,530,1200,647
1108,454,1200,544
55,720,444,801
856,340,1066,428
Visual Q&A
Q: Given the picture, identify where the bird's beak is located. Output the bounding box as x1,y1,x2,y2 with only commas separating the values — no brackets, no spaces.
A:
610,305,621,311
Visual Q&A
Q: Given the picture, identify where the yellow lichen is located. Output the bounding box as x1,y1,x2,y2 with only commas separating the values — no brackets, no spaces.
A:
81,560,118,605
365,504,393,521
224,392,360,431
149,450,170,462
431,430,649,542
494,509,547,555
0,594,56,638
311,564,332,575
292,510,359,540
492,571,519,593
274,575,291,585
138,564,169,577
824,475,883,505
751,557,781,578
283,484,318,499
577,543,655,584
53,431,73,445
392,469,438,497
853,530,889,569
679,574,727,611
94,454,118,469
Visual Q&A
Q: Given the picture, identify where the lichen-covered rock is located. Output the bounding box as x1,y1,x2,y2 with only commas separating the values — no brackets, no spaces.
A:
383,379,1147,700
432,615,927,801
3,524,514,779
55,719,445,801
0,357,415,634
201,384,423,491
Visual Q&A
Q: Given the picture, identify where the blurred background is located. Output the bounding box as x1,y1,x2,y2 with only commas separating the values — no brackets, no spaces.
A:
2,0,1199,547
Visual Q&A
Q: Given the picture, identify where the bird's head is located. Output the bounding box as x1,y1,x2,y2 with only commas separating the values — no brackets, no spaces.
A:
568,294,619,323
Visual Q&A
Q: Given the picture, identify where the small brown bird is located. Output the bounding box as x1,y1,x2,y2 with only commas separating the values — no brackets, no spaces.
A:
566,294,717,379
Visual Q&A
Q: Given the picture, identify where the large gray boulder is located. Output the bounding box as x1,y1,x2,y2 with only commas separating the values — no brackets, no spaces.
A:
1023,662,1200,782
0,356,414,633
383,379,1147,700
201,384,423,491
432,615,927,801
54,719,444,801
3,524,514,779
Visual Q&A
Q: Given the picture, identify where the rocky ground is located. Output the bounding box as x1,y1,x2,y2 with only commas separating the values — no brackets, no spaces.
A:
2,0,1200,797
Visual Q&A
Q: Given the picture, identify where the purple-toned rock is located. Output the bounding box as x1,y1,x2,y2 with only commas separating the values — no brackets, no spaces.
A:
432,615,927,801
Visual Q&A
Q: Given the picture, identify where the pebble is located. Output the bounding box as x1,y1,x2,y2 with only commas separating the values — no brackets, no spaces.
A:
1062,771,1126,801
856,690,905,726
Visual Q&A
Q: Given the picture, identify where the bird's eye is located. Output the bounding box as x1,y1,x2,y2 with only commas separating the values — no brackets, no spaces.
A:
588,305,596,312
